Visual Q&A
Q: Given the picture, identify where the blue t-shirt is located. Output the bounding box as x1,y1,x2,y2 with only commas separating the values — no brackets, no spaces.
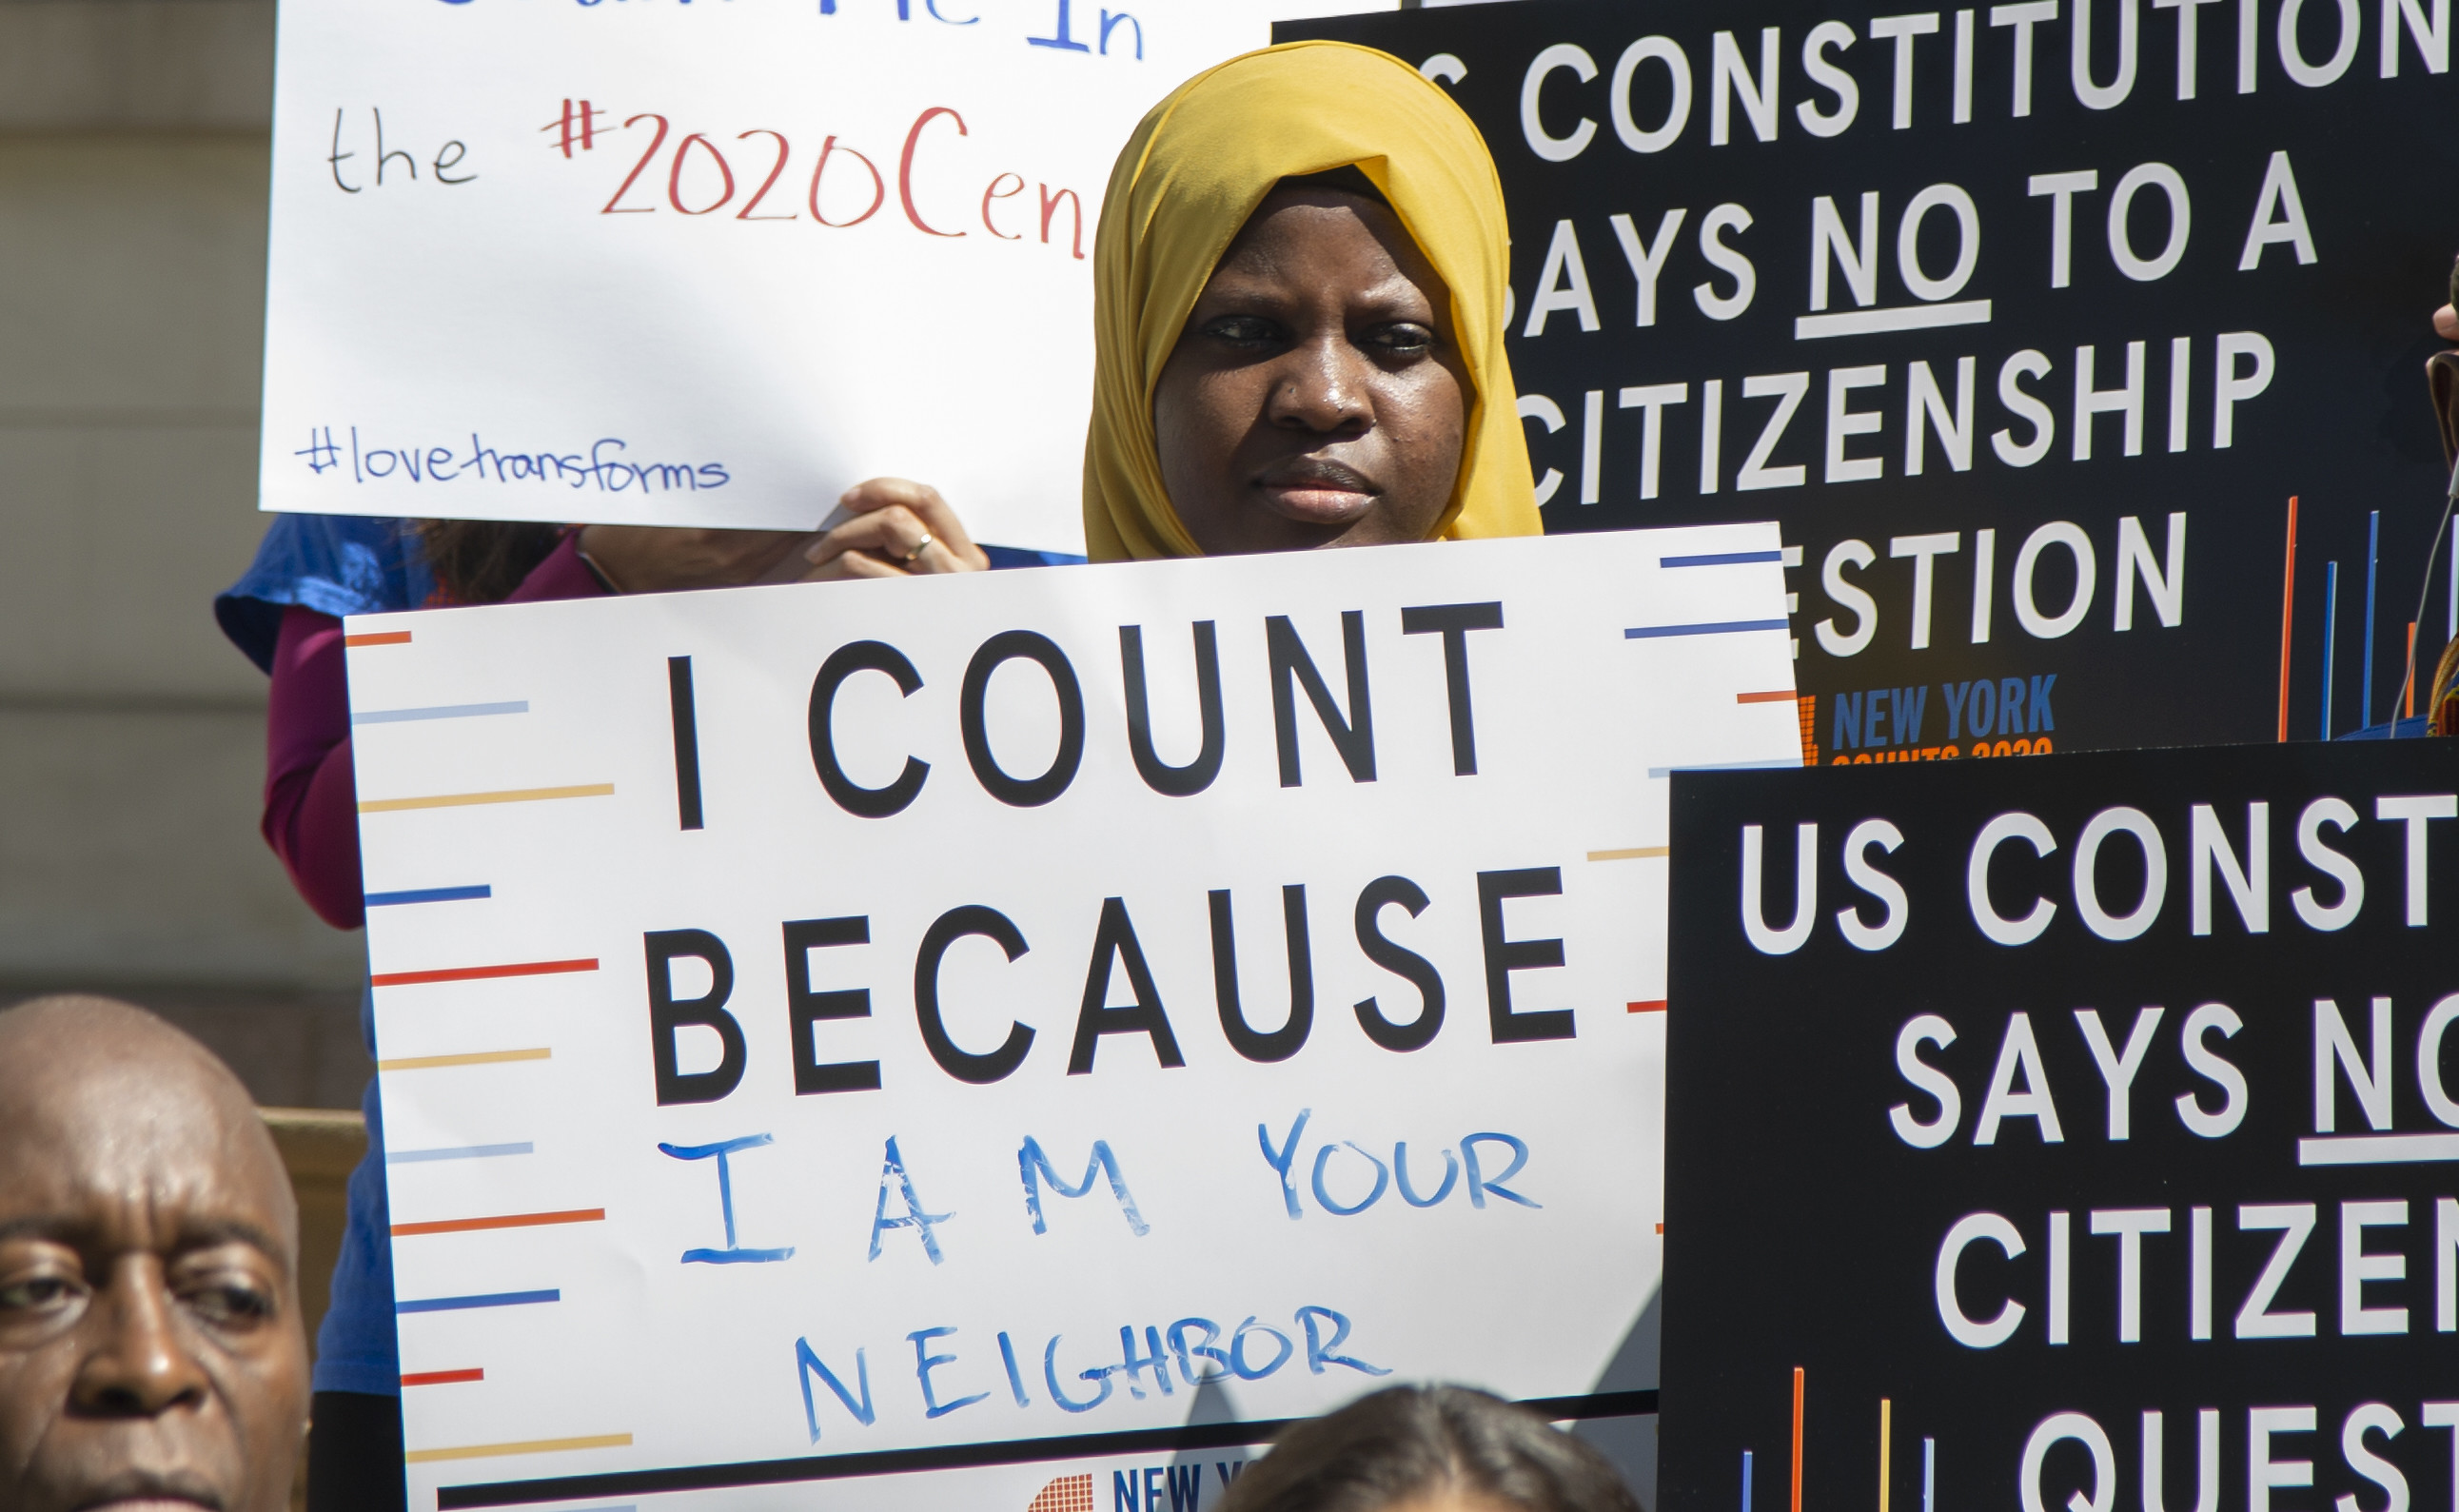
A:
216,513,438,673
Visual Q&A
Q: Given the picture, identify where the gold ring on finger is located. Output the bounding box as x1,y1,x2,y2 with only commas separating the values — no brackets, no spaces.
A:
902,532,934,564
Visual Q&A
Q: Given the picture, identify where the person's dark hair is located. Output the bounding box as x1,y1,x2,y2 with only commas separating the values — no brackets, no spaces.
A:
1216,1385,1643,1512
415,519,565,604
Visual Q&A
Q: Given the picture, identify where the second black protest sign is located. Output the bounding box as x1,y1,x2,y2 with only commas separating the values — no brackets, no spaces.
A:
1659,738,2459,1512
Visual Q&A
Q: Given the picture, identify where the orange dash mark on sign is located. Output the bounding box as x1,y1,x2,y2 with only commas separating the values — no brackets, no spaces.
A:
391,1208,605,1238
2409,622,2420,718
1791,1367,1807,1512
344,630,413,648
370,958,598,989
401,1368,484,1387
1627,1000,1668,1013
1736,690,1796,704
2276,497,2298,742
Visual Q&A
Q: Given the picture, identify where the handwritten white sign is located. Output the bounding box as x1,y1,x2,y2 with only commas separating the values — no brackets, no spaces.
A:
260,0,1407,555
346,527,1797,1510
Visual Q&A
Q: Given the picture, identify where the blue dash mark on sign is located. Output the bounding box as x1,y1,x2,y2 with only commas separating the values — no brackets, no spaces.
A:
1661,551,1784,568
365,884,492,908
1624,619,1790,638
395,1288,560,1315
351,700,529,725
386,1142,534,1165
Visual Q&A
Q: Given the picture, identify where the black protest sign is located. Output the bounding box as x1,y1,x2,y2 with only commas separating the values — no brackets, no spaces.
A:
1659,739,2459,1512
1280,0,2459,755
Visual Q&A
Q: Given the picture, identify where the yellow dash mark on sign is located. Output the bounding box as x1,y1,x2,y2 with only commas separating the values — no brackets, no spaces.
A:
1585,847,1670,862
1879,1399,1892,1512
404,1432,632,1464
378,1048,552,1072
359,783,614,814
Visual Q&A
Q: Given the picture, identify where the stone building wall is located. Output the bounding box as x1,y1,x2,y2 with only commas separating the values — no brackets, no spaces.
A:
0,0,367,1107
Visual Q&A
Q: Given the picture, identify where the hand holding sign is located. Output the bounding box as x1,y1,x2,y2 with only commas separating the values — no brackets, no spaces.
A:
571,481,993,594
777,479,993,583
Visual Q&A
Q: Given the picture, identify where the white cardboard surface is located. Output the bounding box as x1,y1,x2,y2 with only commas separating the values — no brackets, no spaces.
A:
262,0,1401,554
346,528,1796,1509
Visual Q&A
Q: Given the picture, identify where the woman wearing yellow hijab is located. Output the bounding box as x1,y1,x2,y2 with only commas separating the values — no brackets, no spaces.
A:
1083,39,1543,561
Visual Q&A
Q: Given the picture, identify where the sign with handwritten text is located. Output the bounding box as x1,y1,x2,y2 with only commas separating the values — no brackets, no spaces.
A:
345,527,1794,1508
261,0,1402,555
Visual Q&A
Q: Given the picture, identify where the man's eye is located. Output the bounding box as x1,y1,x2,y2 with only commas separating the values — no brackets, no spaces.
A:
0,1276,80,1311
1204,316,1281,345
184,1282,276,1325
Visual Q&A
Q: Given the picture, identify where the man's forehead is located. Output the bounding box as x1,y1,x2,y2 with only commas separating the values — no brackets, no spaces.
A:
0,1110,281,1225
0,1028,293,1254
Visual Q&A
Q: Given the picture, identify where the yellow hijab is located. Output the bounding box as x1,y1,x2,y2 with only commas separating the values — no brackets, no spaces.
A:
1081,40,1543,561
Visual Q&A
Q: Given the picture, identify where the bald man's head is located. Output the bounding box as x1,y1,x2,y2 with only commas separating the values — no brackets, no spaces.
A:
0,994,309,1512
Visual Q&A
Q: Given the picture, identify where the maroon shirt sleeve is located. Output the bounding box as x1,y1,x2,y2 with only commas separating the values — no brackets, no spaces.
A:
260,535,608,933
264,605,364,931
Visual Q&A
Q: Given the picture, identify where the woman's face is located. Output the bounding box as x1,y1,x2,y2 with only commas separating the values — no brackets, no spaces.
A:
1152,187,1470,555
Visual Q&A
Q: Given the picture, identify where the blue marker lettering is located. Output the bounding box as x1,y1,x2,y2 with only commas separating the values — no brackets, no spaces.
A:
1025,0,1089,50
908,1326,989,1419
1393,1142,1458,1207
1114,1325,1173,1399
1227,1315,1292,1380
868,1135,954,1263
794,1338,875,1442
658,1132,794,1264
1257,1109,1310,1218
1019,1137,1150,1236
1166,1317,1226,1386
997,1329,1031,1407
1296,1306,1392,1377
1309,1141,1389,1216
1462,1132,1541,1209
1044,1334,1114,1413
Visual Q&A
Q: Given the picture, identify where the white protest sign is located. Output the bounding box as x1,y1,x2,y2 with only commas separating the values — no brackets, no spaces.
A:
346,527,1798,1511
261,0,1396,555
